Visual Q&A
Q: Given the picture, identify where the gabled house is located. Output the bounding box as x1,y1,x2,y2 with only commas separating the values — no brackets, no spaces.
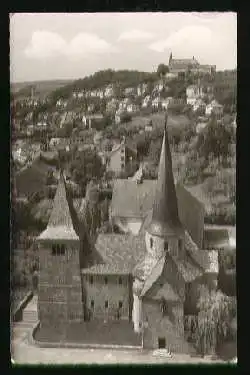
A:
186,85,205,106
106,138,137,176
205,100,224,117
193,99,206,113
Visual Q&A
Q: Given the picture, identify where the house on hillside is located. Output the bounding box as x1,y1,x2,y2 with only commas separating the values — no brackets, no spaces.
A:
82,114,104,129
127,103,140,113
192,99,206,113
169,53,216,77
124,87,136,96
142,95,151,108
35,115,221,353
104,85,115,98
205,100,224,118
56,99,68,108
106,138,137,176
165,97,186,111
186,85,205,106
152,97,161,110
137,83,148,96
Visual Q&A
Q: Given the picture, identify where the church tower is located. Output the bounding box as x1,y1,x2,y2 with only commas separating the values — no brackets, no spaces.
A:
36,171,84,328
145,113,184,259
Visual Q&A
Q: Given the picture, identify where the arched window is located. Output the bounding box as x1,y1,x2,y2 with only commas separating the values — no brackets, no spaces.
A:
164,241,168,252
150,237,153,249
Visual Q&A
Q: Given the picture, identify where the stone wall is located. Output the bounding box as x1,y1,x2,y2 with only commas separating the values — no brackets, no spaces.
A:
142,299,195,353
82,274,132,321
38,241,84,327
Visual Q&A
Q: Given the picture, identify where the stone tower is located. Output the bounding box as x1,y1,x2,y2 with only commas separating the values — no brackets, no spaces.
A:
36,171,84,328
145,113,185,260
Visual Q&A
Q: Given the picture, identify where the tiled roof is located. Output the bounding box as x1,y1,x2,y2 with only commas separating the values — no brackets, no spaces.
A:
37,172,79,241
170,59,199,70
38,226,79,240
184,230,219,274
140,256,166,296
133,253,159,280
150,282,180,302
147,115,184,237
110,179,155,218
81,233,147,274
173,255,203,282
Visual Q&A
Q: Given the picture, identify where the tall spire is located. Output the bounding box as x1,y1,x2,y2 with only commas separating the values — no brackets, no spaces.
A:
147,113,183,237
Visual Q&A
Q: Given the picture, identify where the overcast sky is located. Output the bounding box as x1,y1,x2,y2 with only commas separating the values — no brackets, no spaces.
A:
10,12,237,83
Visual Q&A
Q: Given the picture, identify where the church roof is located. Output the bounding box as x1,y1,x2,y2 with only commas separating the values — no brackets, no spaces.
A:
37,171,79,241
81,233,147,274
170,58,199,70
147,114,184,237
110,179,155,218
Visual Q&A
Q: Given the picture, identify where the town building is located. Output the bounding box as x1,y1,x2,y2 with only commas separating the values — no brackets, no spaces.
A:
106,138,137,176
36,114,221,353
186,85,206,106
82,114,104,129
205,100,224,118
169,53,216,77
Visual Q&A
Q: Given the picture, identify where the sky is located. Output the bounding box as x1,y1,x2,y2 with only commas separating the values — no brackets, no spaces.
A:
10,12,237,83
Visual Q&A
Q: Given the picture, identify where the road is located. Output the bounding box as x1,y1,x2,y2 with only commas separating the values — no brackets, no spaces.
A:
11,296,225,365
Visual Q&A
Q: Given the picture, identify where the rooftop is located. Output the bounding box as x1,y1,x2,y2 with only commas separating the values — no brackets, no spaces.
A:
81,233,147,274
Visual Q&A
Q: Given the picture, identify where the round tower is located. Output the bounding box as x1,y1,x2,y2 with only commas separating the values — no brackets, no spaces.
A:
145,113,185,259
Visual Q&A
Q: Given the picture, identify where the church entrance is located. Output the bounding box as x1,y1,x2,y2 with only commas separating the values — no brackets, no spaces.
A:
158,337,166,349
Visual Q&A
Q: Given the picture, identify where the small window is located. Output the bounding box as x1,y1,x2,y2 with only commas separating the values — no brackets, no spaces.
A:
59,244,65,255
90,276,93,284
178,239,182,251
121,148,125,154
52,244,57,256
118,277,122,285
150,237,153,249
105,300,108,308
52,244,65,256
121,156,125,161
164,241,168,251
121,163,125,169
119,301,123,309
104,277,108,285
91,300,94,308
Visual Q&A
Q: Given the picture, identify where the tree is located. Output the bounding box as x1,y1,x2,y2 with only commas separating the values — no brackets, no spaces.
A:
196,288,236,356
84,183,101,239
157,64,169,78
148,139,162,166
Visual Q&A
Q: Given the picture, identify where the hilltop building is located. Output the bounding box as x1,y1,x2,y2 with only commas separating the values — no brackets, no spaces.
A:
169,53,216,77
36,114,219,353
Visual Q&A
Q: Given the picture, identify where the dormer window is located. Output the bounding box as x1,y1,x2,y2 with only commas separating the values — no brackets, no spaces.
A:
150,237,153,249
164,241,168,252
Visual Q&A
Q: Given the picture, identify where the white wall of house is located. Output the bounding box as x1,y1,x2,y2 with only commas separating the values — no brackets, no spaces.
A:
114,217,143,235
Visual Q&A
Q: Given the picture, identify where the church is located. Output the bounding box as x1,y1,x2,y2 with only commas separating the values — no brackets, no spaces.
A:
36,114,218,353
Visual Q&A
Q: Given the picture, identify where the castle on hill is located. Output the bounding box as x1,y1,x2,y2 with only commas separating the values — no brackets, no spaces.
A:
36,114,218,353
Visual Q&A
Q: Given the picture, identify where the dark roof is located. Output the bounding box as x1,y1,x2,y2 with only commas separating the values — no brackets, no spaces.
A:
15,156,54,196
111,179,155,218
38,172,79,241
81,233,147,274
147,114,183,237
170,58,199,70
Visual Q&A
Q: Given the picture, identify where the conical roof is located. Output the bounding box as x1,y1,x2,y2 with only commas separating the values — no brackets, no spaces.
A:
147,113,183,237
38,170,79,241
